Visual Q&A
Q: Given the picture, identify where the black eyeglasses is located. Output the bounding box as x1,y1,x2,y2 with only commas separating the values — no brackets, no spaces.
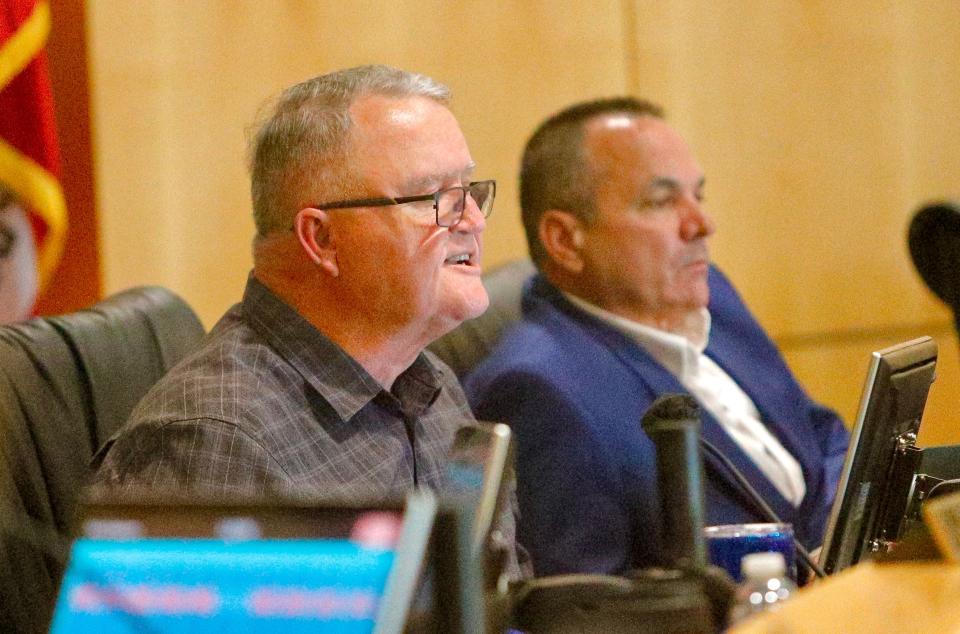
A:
313,179,496,228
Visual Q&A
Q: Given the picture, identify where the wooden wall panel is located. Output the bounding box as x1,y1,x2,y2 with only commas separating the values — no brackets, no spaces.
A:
782,327,959,449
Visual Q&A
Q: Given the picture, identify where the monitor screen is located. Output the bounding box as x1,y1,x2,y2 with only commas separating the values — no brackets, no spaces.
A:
819,336,938,575
49,492,437,634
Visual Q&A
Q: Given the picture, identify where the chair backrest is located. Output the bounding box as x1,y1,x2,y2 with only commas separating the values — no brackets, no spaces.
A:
0,286,205,633
429,259,535,378
47,286,205,446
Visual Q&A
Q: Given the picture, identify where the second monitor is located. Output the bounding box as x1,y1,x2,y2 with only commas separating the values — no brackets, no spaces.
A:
819,336,938,575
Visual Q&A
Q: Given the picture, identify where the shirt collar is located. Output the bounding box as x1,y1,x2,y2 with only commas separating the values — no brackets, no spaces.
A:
562,291,712,379
241,275,443,421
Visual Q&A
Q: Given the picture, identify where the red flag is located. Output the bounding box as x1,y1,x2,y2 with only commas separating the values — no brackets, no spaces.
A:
0,0,66,320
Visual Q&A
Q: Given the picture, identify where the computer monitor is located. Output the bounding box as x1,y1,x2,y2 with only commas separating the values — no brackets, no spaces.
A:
49,491,439,634
444,421,514,558
438,421,517,632
819,336,938,575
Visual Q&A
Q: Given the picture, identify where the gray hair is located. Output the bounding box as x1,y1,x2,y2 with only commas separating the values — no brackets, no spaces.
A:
520,97,664,266
248,64,451,236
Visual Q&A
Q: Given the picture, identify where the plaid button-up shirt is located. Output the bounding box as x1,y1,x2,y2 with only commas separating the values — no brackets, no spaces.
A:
91,276,474,500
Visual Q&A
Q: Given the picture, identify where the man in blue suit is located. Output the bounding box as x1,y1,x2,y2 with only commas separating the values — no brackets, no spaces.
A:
464,97,849,576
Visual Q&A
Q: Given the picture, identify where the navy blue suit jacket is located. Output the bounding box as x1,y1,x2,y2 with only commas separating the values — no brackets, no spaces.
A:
464,267,849,576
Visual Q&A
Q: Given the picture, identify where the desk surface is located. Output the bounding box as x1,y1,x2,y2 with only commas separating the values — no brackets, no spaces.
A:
730,561,960,634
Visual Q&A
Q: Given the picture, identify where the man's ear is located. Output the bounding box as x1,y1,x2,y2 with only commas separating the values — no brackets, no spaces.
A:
539,209,586,274
294,207,339,277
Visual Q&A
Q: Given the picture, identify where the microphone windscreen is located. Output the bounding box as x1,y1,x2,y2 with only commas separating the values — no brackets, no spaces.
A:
640,393,707,569
641,393,700,434
908,201,960,308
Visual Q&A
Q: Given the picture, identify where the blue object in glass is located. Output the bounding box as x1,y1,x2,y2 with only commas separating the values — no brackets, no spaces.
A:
704,523,796,583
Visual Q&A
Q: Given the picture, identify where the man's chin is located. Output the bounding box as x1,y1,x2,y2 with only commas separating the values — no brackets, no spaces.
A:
454,292,490,323
433,291,490,336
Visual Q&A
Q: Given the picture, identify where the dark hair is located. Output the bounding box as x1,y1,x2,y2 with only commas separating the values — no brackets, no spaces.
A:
519,97,663,265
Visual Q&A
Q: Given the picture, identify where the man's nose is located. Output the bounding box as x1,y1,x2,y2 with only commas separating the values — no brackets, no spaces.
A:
679,196,714,240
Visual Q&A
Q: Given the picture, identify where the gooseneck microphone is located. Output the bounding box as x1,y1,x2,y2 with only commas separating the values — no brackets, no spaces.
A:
641,394,707,569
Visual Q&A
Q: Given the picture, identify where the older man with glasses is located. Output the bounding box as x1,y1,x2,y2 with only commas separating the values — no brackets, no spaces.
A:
93,65,496,503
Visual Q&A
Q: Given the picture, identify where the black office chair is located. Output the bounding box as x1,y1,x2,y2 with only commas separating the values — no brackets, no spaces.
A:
429,258,536,378
0,286,205,633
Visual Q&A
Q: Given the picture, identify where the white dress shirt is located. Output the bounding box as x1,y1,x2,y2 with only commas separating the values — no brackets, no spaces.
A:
564,294,806,507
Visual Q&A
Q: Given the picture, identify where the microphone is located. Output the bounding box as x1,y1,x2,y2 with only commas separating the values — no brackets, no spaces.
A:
641,394,706,569
908,201,960,334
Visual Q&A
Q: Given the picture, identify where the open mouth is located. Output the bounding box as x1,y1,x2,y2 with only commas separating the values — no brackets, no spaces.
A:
443,253,474,266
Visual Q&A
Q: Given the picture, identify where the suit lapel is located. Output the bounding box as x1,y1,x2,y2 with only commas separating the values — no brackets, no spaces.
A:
706,323,822,510
532,275,805,522
553,294,799,523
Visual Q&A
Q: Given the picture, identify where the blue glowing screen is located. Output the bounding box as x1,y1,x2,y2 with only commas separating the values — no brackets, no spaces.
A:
50,537,395,633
